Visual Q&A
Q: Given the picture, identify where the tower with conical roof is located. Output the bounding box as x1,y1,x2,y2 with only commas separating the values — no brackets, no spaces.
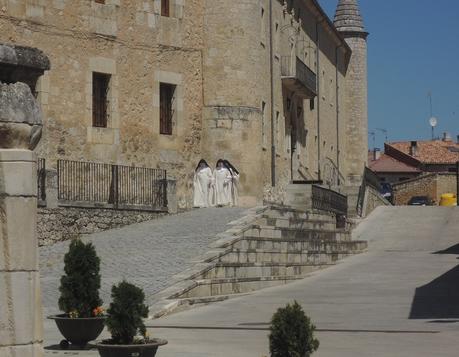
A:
334,0,369,185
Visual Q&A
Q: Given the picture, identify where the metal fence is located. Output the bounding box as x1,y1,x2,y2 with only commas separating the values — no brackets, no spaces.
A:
312,185,348,216
37,158,46,204
57,159,167,211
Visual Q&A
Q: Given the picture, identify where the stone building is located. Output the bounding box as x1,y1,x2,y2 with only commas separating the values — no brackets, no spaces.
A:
0,0,369,209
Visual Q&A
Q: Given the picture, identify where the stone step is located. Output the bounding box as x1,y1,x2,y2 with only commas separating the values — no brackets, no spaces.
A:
176,275,309,299
202,262,330,280
257,216,337,230
244,225,351,241
264,207,337,222
218,245,366,264
231,236,365,252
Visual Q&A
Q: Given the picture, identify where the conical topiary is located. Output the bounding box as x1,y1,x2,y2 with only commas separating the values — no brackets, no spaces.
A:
58,239,102,318
269,301,319,357
105,281,149,345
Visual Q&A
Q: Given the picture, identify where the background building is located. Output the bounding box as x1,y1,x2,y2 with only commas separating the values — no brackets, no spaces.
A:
0,0,369,208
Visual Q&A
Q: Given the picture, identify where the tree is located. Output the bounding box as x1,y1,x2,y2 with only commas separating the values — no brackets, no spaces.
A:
58,239,102,317
269,301,319,357
105,281,149,344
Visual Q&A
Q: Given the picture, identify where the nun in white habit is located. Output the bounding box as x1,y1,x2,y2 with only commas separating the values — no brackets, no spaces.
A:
193,159,213,208
213,159,232,206
224,160,240,206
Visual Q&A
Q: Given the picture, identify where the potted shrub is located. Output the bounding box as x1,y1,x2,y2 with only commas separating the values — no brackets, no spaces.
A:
96,281,167,357
269,301,319,357
48,239,106,349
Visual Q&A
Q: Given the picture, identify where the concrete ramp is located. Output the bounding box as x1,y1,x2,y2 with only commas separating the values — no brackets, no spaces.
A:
147,206,459,357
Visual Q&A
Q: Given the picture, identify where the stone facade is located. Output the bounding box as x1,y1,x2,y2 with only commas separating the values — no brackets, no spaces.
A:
0,0,368,208
393,173,458,205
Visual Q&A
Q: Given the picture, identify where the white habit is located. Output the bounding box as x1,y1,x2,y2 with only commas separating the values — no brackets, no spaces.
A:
193,167,213,207
213,167,232,206
227,169,240,206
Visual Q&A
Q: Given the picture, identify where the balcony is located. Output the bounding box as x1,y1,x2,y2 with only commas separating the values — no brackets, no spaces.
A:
281,56,317,98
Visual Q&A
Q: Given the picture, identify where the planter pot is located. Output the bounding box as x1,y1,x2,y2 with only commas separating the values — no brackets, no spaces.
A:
48,314,106,348
96,339,168,357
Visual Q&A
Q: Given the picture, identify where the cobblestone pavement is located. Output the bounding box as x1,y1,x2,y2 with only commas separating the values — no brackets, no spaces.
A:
40,207,247,316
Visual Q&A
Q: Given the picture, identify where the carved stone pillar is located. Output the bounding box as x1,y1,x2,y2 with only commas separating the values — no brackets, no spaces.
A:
0,43,50,357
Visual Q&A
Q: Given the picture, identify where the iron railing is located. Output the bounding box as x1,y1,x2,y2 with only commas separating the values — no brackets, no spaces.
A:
57,159,167,211
356,167,381,216
37,158,46,204
280,55,317,96
363,167,381,191
312,185,348,216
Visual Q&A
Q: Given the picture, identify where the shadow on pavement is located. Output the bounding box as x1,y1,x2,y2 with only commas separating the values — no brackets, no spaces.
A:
410,264,459,319
44,343,97,351
433,243,459,255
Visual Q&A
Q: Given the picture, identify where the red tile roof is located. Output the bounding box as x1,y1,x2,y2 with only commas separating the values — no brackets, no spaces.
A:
368,153,421,173
387,140,459,164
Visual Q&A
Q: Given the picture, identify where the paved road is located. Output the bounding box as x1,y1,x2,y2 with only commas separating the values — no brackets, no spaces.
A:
39,207,248,317
145,206,459,357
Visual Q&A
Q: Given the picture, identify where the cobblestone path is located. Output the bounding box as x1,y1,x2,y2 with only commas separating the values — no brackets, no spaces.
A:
39,207,247,315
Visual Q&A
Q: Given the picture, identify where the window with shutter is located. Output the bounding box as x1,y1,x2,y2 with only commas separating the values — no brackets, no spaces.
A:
92,72,110,128
160,83,175,135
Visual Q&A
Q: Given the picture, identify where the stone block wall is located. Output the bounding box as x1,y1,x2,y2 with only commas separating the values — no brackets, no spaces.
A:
37,207,165,246
393,173,457,205
363,185,391,217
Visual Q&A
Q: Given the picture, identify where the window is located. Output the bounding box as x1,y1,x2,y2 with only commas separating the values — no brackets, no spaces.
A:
260,7,266,47
275,111,280,152
161,0,170,17
92,72,110,128
261,101,267,148
160,83,175,135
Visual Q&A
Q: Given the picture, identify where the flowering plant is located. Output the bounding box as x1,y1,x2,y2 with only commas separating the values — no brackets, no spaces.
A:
93,306,105,317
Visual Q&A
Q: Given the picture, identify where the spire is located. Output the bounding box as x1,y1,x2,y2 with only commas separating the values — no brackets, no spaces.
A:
333,0,366,33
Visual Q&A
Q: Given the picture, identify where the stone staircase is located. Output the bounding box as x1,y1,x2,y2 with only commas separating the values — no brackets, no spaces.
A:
150,205,367,318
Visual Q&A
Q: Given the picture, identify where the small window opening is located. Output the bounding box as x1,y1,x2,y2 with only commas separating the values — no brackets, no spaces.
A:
160,83,175,135
92,72,110,128
161,0,170,17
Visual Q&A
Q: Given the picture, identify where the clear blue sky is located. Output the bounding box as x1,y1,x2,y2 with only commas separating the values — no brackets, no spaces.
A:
319,0,459,149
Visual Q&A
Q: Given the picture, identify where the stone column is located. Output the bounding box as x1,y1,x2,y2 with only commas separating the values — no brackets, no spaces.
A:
0,44,50,357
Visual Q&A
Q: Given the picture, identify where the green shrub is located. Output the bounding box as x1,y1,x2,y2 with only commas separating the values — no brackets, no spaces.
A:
105,281,149,345
269,301,319,357
58,239,102,318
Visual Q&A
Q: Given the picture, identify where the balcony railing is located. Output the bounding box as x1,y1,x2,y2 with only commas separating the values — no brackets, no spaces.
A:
281,56,317,98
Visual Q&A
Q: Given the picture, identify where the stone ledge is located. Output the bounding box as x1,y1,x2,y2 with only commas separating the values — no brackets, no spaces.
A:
0,44,50,72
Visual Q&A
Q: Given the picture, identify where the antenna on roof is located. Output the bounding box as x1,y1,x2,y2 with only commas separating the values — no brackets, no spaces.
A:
376,128,388,143
428,91,438,140
429,117,437,141
369,131,376,150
